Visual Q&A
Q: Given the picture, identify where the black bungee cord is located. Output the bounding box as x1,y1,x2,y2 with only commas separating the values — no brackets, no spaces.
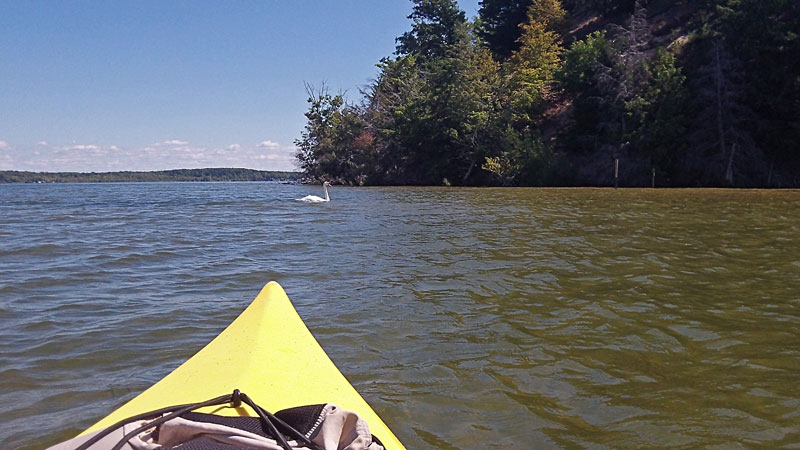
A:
74,390,323,450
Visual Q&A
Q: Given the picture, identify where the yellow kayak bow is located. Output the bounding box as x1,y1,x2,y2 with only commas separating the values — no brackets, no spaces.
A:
81,281,405,449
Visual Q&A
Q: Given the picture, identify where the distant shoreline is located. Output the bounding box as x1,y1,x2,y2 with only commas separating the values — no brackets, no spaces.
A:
4,170,797,189
0,168,302,183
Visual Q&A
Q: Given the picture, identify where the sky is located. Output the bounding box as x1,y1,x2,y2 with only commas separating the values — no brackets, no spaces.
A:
0,1,479,172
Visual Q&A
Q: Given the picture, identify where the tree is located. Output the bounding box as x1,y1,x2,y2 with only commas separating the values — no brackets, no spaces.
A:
688,38,763,185
482,127,562,186
369,0,502,185
561,0,634,16
558,31,616,154
396,0,467,60
626,49,689,178
717,0,800,184
505,1,565,127
478,0,533,60
403,33,500,185
363,55,431,184
558,31,612,94
295,83,370,183
526,0,569,31
580,0,652,163
480,1,566,186
442,39,502,183
557,3,692,185
295,0,798,187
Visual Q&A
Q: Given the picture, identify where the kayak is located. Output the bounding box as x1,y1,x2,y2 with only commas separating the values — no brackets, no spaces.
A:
78,281,406,449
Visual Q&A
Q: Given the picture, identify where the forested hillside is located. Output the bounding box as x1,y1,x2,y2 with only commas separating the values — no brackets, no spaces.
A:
296,0,799,187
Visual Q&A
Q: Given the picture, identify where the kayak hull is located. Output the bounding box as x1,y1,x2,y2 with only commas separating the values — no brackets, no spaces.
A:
81,281,405,449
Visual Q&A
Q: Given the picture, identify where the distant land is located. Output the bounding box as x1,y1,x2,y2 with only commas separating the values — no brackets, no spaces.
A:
0,168,302,183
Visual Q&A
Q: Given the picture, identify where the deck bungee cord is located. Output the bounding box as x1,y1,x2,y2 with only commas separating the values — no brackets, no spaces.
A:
74,390,323,450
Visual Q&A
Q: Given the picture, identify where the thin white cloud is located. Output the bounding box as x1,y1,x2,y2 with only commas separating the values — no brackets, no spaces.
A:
62,144,101,151
37,141,48,146
2,139,298,172
0,140,9,149
155,140,190,146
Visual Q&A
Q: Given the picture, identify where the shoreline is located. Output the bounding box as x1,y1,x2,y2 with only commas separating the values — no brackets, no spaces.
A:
0,168,302,184
2,169,796,189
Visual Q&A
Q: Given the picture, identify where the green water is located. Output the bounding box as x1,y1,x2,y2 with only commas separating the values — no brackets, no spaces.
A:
1,184,798,448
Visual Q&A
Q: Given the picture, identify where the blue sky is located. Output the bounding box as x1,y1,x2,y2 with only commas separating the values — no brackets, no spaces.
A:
1,1,479,172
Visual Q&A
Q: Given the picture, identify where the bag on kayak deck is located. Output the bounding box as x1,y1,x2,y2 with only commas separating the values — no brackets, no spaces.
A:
48,391,385,450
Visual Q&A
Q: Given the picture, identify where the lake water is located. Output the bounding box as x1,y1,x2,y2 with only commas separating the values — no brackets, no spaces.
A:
1,183,799,449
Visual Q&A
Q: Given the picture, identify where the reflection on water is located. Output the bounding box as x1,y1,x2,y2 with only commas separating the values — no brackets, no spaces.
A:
1,184,799,448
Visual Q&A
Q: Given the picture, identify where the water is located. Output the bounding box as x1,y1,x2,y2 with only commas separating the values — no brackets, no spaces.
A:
1,183,799,449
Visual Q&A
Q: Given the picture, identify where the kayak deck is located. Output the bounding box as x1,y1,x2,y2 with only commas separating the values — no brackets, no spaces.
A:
81,281,405,449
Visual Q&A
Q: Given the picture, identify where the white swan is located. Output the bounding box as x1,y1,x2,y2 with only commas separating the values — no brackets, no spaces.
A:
297,181,330,203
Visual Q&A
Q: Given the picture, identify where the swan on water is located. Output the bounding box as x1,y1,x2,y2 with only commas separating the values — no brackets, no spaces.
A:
297,181,331,203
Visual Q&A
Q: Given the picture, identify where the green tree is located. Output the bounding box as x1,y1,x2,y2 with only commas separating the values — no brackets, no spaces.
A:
364,55,429,184
398,32,500,185
445,38,502,183
295,0,800,187
368,0,501,185
593,1,652,146
717,0,800,184
481,1,566,186
478,0,533,60
526,0,569,31
557,31,616,153
687,38,764,186
295,84,370,183
482,128,562,186
396,0,467,60
558,31,612,94
504,1,565,126
626,49,689,179
558,3,690,185
561,0,634,15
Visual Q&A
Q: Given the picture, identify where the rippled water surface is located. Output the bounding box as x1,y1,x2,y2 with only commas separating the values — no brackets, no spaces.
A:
1,183,799,449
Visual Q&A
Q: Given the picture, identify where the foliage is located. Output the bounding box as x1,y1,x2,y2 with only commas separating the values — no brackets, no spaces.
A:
557,31,616,153
505,2,565,126
396,0,467,60
483,128,562,186
294,83,371,184
687,38,762,186
627,49,689,175
295,0,800,187
478,0,533,60
558,3,692,185
715,0,800,184
562,0,634,15
558,31,613,94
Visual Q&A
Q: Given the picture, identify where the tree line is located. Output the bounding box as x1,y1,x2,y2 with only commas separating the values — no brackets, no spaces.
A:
0,168,301,183
296,0,799,187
